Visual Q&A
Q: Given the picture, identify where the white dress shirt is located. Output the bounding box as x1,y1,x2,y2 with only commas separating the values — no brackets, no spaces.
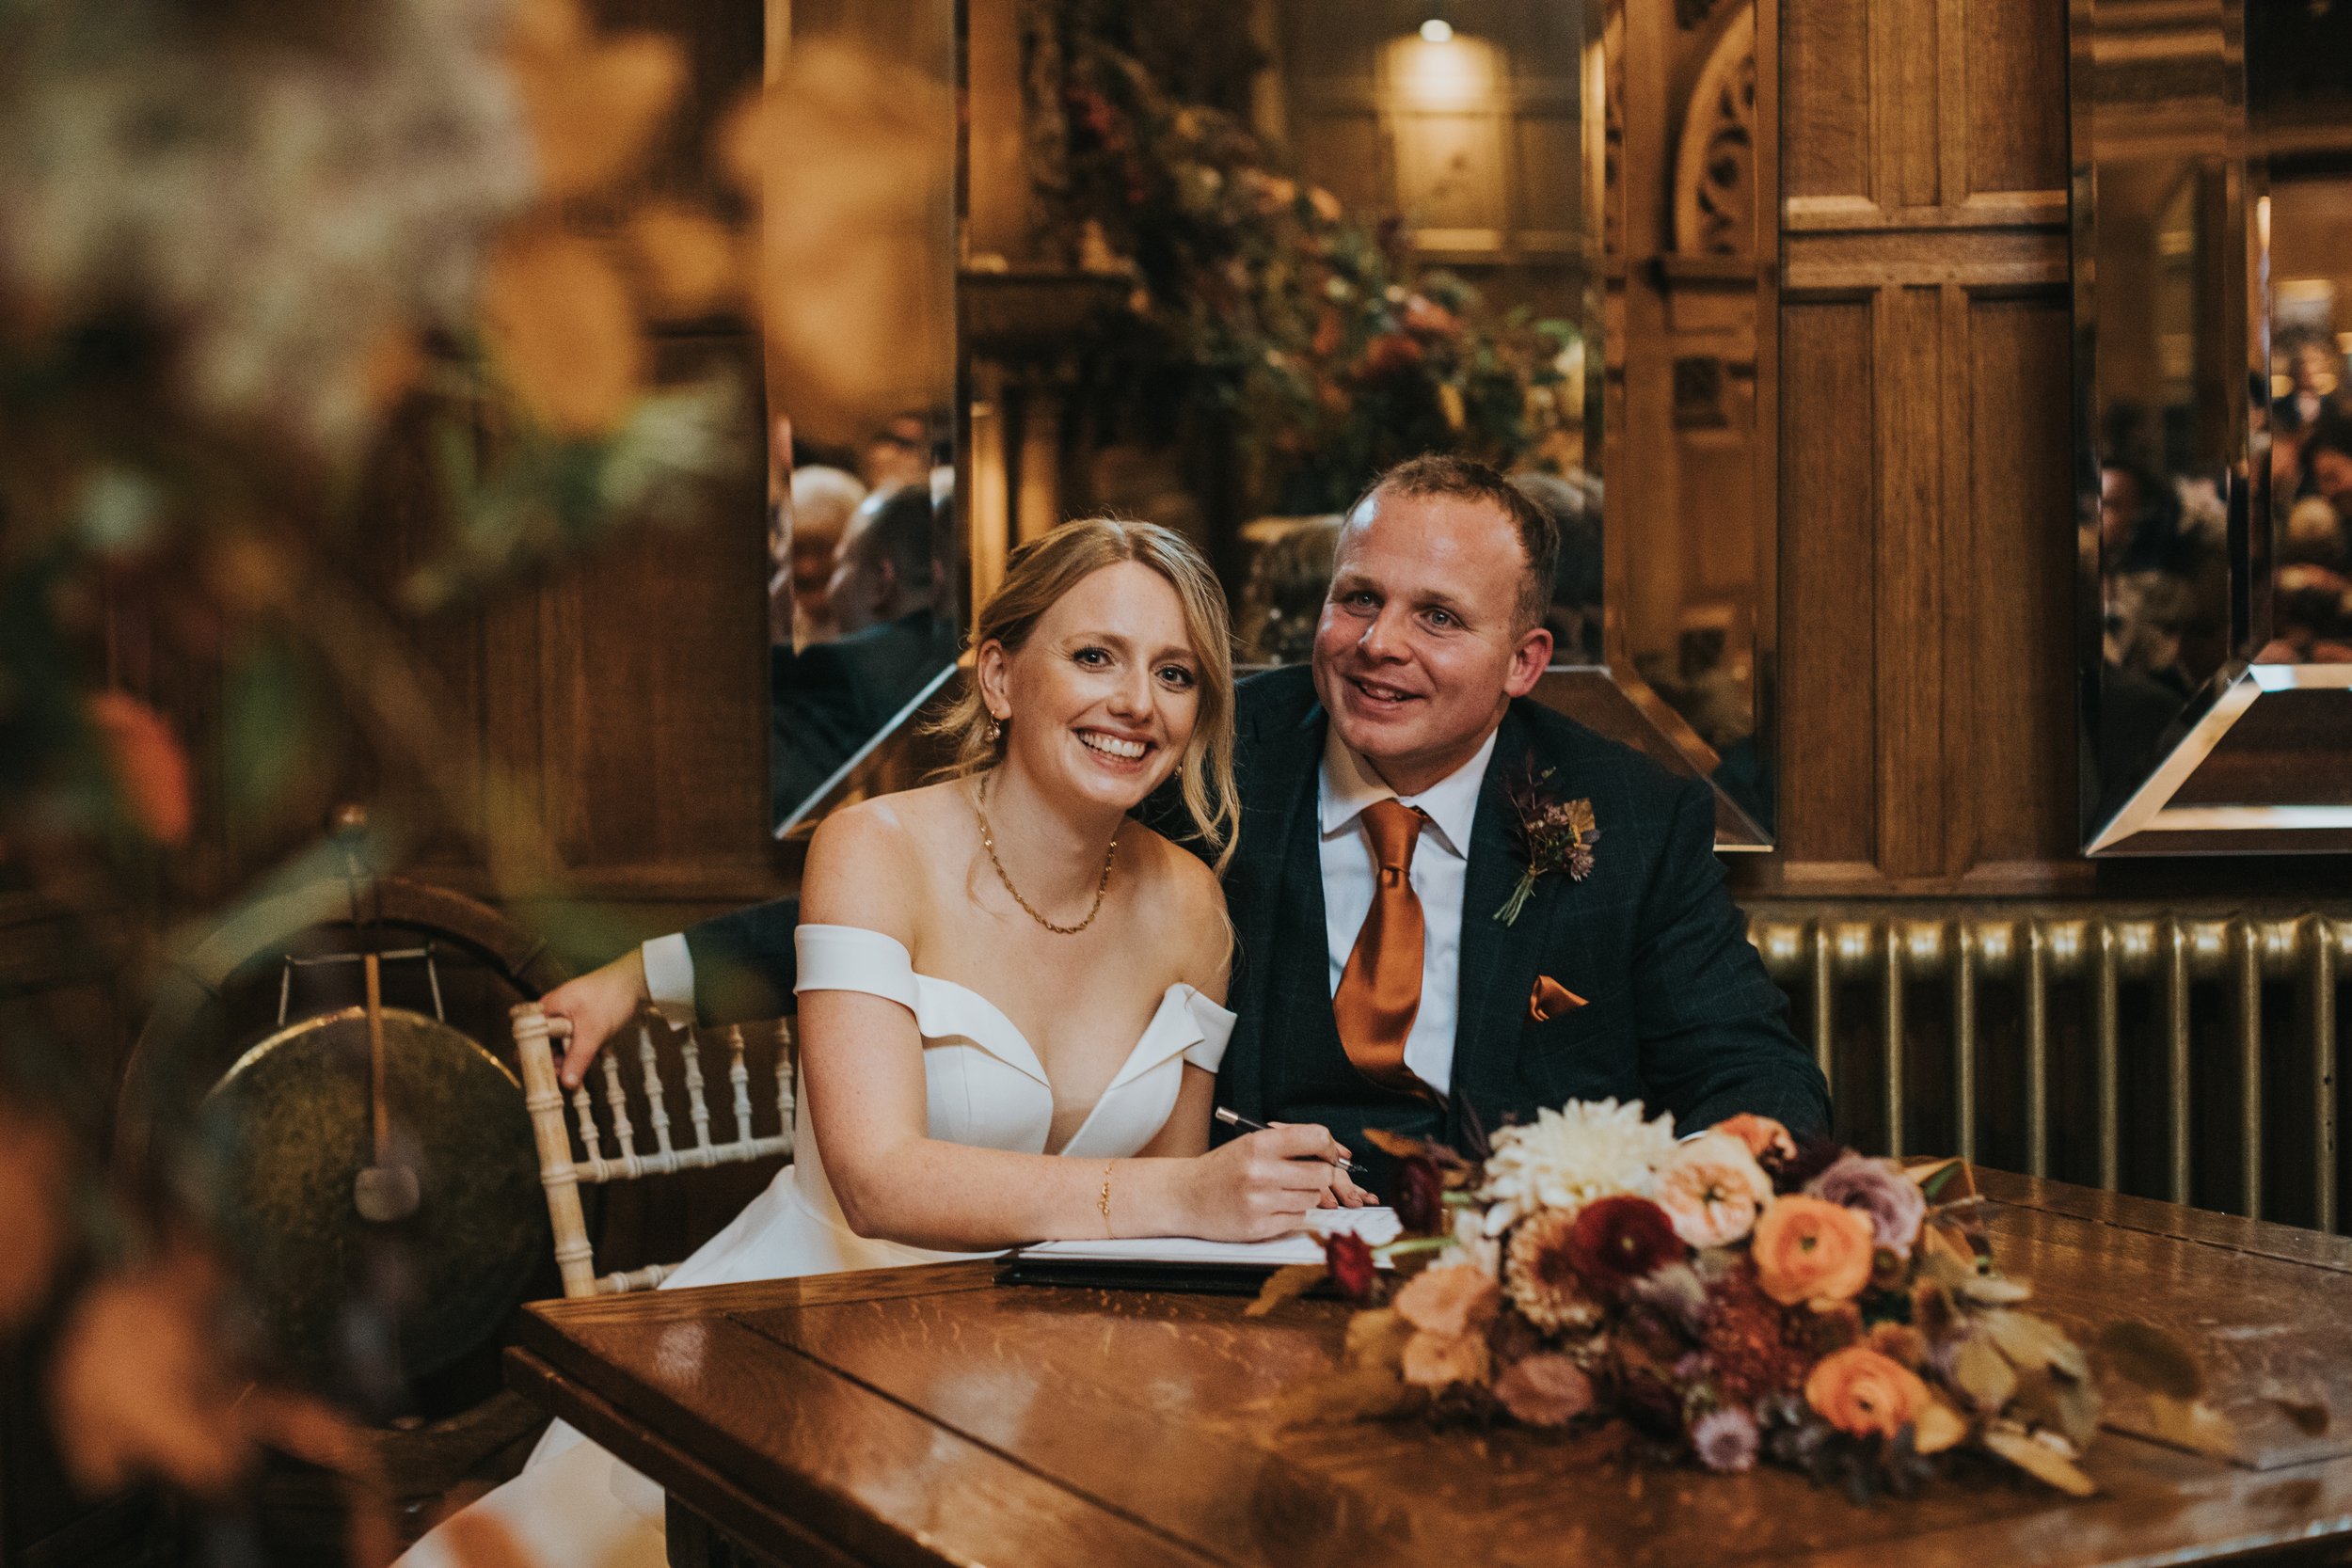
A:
1318,725,1498,1098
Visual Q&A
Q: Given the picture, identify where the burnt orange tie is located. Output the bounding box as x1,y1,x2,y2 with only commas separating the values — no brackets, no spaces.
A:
1333,799,1432,1098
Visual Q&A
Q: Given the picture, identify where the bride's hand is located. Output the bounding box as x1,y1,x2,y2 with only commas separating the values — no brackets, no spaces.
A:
1181,1124,1359,1241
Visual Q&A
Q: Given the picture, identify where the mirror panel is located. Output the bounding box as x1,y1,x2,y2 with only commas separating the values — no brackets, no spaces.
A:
2075,0,2352,852
764,0,962,836
959,0,1778,846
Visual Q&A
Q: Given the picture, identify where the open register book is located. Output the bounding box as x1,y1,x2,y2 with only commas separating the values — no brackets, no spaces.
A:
997,1207,1402,1292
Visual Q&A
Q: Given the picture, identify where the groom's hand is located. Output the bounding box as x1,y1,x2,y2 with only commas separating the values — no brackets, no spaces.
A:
539,949,653,1088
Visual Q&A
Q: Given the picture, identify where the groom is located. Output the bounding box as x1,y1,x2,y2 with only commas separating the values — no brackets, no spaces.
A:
548,455,1828,1172
1193,456,1825,1172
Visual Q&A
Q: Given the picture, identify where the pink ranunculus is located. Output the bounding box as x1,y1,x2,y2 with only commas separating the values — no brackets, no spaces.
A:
1654,1132,1775,1248
1492,1354,1594,1427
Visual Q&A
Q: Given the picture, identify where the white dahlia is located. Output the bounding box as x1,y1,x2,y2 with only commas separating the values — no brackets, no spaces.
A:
1479,1099,1677,1234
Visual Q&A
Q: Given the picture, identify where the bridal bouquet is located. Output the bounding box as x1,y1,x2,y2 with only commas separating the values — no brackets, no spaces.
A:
1257,1101,2227,1499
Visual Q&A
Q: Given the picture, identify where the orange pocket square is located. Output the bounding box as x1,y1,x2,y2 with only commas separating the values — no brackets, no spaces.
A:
1529,975,1587,1022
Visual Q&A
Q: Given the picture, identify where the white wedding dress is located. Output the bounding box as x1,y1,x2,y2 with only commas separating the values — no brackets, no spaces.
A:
398,923,1234,1568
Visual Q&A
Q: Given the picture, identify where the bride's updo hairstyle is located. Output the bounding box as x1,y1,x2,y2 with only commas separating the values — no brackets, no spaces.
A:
937,516,1240,871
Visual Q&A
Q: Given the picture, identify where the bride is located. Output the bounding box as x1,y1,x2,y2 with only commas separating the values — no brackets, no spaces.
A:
402,516,1368,1568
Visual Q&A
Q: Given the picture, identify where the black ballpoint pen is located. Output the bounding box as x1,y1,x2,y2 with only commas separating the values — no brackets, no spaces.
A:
1213,1105,1372,1177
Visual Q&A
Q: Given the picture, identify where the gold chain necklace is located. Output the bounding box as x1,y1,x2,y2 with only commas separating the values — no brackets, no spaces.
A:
974,777,1118,935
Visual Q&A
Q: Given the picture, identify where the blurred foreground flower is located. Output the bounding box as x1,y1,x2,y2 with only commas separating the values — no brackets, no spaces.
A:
51,1242,260,1496
725,40,955,445
86,690,193,847
0,0,532,460
0,1106,71,1331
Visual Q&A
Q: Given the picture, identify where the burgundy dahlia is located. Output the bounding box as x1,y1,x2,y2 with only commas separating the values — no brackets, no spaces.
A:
1395,1154,1446,1237
1323,1232,1377,1301
1563,1196,1681,1294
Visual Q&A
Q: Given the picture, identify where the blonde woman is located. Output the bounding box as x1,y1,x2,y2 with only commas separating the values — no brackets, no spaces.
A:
401,518,1367,1568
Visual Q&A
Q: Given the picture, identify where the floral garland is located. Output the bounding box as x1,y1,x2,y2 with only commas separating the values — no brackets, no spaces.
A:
1034,0,1588,516
1255,1100,2239,1499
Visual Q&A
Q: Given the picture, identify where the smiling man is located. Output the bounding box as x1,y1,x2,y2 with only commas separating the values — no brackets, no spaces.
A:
1209,454,1828,1173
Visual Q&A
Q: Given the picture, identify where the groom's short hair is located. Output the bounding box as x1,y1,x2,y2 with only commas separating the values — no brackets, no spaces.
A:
1349,454,1561,632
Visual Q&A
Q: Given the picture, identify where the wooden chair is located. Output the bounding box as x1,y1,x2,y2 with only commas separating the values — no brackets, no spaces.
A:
512,1001,796,1298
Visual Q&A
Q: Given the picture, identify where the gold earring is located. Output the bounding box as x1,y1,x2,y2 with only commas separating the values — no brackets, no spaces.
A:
987,718,1004,744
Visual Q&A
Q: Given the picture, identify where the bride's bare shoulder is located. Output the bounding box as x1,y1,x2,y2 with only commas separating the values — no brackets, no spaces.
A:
1120,823,1232,992
803,784,971,925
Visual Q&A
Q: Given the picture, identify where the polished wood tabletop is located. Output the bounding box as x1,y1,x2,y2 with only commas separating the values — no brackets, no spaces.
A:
507,1171,2352,1568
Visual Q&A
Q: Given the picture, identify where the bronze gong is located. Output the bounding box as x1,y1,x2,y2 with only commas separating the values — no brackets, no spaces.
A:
199,1006,547,1383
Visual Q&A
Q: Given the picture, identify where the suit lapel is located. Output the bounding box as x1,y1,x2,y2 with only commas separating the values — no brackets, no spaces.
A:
1449,706,1568,1138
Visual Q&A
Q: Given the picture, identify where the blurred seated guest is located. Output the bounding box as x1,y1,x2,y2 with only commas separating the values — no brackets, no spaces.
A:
2278,332,2349,436
1232,515,1340,665
2274,490,2352,662
2100,459,2227,685
771,484,960,821
771,465,866,647
860,409,935,492
2304,413,2352,540
1510,468,1604,664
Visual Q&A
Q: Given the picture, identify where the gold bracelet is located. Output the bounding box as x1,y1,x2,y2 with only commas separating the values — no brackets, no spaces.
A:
1098,1161,1115,1238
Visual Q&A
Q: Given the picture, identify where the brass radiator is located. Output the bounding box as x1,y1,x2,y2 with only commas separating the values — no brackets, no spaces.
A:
1744,905,2349,1235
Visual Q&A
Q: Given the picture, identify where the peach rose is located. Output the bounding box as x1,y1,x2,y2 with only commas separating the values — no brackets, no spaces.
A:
1655,1132,1774,1247
1804,1346,1929,1438
1712,1113,1797,1164
1750,1196,1875,1306
1392,1262,1500,1339
1401,1328,1491,1389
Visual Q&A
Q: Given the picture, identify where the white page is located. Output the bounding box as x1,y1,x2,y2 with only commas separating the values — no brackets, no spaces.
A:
1013,1205,1402,1267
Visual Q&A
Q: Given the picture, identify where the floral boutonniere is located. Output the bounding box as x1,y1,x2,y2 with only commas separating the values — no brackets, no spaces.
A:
1495,763,1598,927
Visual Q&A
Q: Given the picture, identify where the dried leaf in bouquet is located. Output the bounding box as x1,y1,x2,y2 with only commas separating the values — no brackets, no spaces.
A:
1983,1310,2088,1381
1270,1364,1422,1427
1246,1262,1327,1319
1912,1396,1969,1455
482,229,645,436
1343,1307,1416,1371
1952,1332,2019,1411
1980,1428,2097,1497
2010,1367,2104,1451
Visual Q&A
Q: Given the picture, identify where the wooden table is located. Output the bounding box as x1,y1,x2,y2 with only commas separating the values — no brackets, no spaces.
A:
506,1172,2352,1568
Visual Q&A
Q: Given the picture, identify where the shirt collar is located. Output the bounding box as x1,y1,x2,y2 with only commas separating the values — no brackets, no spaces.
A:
1318,723,1498,860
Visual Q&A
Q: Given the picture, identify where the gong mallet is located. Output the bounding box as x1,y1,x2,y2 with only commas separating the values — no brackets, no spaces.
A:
354,951,421,1222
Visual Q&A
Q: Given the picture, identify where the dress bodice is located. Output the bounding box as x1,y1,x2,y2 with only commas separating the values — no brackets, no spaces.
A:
790,921,1233,1159
644,923,1234,1286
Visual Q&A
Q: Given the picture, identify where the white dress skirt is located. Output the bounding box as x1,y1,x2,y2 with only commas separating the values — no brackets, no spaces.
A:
396,923,1235,1568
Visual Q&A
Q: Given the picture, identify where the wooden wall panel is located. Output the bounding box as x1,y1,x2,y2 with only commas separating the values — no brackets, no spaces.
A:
1954,295,2077,879
1961,0,2069,196
1753,0,2078,896
1783,0,1871,201
1776,299,1880,873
